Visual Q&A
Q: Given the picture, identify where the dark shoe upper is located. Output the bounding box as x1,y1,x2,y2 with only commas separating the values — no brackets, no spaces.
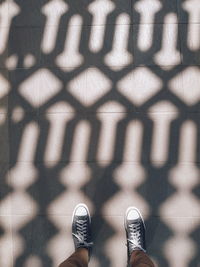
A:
125,207,146,261
72,204,93,255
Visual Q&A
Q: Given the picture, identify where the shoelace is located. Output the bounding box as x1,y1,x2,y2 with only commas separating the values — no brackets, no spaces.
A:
72,219,93,248
127,222,146,253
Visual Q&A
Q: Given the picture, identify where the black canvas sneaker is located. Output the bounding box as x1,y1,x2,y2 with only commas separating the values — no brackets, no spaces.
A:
72,203,93,256
125,207,146,263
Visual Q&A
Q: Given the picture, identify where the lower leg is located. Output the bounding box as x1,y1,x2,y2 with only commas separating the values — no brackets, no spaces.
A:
59,248,89,267
129,250,155,267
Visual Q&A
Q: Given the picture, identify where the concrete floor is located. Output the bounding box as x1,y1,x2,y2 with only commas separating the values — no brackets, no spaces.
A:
0,0,199,266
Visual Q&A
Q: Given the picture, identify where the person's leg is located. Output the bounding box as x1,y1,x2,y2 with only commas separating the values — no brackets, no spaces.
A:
58,203,93,267
129,250,155,267
58,248,88,267
124,207,155,267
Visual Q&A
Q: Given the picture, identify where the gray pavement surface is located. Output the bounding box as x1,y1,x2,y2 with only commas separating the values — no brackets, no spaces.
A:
0,0,199,266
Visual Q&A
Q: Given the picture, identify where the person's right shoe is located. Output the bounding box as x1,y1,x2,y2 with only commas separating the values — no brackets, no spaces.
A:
72,203,93,257
125,207,146,262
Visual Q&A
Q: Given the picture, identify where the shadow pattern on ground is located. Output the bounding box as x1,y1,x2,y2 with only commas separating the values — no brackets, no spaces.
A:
0,0,199,266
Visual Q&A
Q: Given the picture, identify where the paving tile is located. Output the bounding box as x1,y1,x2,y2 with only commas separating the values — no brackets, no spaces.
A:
159,216,200,243
11,0,132,29
39,100,75,114
132,23,155,65
38,112,75,164
37,114,90,162
168,163,199,192
28,162,89,216
67,67,113,108
42,22,86,68
52,24,133,70
95,100,128,113
36,68,63,109
117,66,163,108
87,0,115,26
11,214,74,266
157,0,178,19
133,22,182,67
66,0,131,25
11,215,58,266
103,24,134,70
160,187,200,218
0,215,13,267
114,121,147,162
177,0,200,23
67,0,92,14
8,0,46,27
9,68,63,113
179,23,200,65
144,215,171,251
132,0,160,23
0,0,15,66
71,77,131,113
103,175,149,216
133,23,157,54
144,216,200,266
84,163,121,214
147,105,179,166
137,165,178,212
0,70,10,113
87,113,128,162
86,111,183,165
8,162,38,215
41,23,83,68
40,0,69,27
92,215,127,267
0,0,9,26
88,110,182,165
168,66,186,103
0,29,9,68
169,65,200,112
40,24,67,58
136,111,190,164
101,0,132,25
167,116,200,163
9,114,39,163
9,69,39,113
132,0,178,24
7,27,42,68
118,66,189,113
0,115,9,163
43,214,73,267
23,164,65,215
0,164,11,215
40,112,83,163
84,162,150,217
64,67,136,112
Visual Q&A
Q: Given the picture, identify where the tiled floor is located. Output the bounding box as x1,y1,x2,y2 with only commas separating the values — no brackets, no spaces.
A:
0,0,200,266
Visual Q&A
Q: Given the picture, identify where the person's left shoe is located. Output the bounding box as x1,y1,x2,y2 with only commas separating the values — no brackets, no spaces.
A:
72,203,93,256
